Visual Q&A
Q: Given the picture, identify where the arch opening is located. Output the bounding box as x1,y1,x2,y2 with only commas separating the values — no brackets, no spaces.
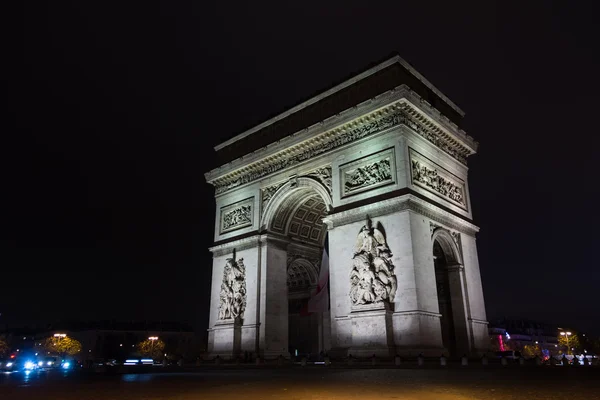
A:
432,229,469,357
434,238,457,356
263,179,331,358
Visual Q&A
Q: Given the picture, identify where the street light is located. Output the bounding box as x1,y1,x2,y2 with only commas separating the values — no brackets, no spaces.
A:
54,333,67,338
560,331,572,355
148,336,158,357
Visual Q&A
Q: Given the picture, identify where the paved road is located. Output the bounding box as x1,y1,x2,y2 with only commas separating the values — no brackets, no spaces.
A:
1,367,599,399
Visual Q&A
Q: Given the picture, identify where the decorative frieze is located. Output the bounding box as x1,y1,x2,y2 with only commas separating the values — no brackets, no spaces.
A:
349,219,397,306
209,101,473,195
340,148,395,197
323,195,479,236
410,149,467,210
220,197,254,234
218,252,247,321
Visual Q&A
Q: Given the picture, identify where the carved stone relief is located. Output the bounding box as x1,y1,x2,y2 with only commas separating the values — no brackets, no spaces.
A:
341,148,395,197
349,219,397,306
305,166,332,195
287,254,320,292
410,149,467,210
220,197,253,234
218,252,247,321
261,182,284,214
211,102,472,195
430,221,462,259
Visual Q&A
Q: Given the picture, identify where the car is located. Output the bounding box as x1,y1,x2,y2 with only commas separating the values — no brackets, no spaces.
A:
0,357,18,371
0,356,39,372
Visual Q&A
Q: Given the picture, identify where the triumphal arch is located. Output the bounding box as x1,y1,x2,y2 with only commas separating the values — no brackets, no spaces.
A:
205,56,488,359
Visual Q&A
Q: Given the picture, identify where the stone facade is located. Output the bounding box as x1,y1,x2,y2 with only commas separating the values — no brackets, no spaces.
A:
205,56,488,359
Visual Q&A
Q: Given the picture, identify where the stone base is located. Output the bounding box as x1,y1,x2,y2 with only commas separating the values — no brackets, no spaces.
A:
209,318,241,359
394,346,447,358
348,303,395,358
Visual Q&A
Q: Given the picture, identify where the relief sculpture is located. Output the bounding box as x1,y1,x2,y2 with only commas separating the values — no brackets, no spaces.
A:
261,183,284,213
344,159,392,194
220,198,253,233
218,253,246,321
306,166,332,195
349,219,397,306
411,159,465,206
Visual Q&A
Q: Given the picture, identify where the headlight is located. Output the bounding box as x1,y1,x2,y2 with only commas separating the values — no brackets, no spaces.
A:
62,362,71,369
24,361,35,370
6,362,13,367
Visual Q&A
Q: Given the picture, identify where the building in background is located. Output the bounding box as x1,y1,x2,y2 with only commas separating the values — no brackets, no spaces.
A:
2,321,204,362
489,319,560,356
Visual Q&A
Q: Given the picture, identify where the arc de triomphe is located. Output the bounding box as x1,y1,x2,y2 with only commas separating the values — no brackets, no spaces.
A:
204,55,488,359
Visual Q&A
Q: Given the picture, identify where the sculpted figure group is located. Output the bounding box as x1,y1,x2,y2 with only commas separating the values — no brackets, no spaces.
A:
218,254,247,320
349,219,397,306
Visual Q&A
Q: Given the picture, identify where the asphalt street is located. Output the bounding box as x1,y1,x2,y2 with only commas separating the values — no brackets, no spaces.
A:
1,367,599,400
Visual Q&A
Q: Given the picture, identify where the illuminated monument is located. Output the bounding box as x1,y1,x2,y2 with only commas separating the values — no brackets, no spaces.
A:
204,55,488,359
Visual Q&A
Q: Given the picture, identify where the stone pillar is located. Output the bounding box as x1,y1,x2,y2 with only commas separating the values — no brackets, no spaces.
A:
460,234,489,354
349,303,395,358
207,236,262,359
392,211,444,356
446,264,471,357
258,235,289,358
211,318,241,358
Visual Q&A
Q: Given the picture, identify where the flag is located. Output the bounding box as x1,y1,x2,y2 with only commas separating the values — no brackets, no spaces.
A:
306,233,329,314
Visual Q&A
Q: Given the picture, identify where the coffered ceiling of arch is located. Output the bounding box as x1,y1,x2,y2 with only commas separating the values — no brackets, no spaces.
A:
287,258,318,292
271,193,327,245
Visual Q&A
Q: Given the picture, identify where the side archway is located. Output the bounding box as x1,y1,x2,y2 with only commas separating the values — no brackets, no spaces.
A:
431,227,469,357
431,228,462,266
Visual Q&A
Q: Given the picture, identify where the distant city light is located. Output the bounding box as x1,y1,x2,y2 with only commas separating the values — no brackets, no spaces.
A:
54,333,67,338
149,336,159,340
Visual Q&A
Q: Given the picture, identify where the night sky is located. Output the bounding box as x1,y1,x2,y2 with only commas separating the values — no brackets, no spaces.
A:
3,2,599,336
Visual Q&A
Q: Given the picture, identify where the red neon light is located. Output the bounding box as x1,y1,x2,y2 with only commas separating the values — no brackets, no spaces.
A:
498,335,505,351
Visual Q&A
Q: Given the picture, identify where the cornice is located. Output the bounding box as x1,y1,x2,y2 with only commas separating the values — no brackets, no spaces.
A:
205,87,477,196
209,235,261,257
323,194,479,236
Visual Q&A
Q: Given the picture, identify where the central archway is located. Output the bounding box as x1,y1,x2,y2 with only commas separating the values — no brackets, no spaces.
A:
261,177,332,358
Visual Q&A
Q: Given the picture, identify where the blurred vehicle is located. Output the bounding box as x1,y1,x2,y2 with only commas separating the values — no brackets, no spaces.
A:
123,358,154,366
495,350,522,360
0,355,39,372
38,356,60,369
0,357,18,371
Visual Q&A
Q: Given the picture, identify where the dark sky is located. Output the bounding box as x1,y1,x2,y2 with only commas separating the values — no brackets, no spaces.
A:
2,1,599,335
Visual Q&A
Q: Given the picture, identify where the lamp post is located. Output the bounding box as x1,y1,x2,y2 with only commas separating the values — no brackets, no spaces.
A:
560,331,572,355
148,336,158,358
